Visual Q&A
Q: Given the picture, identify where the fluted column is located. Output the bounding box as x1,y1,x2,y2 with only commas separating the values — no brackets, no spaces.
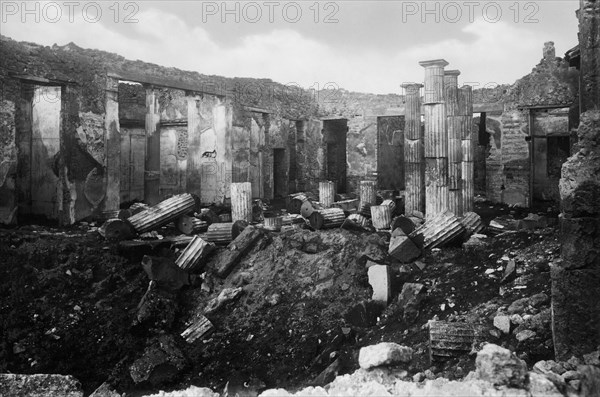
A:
445,70,462,216
458,85,474,213
420,59,449,220
403,83,425,216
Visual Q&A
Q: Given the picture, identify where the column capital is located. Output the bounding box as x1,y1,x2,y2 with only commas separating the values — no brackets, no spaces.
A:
419,59,449,68
401,83,424,89
444,70,461,77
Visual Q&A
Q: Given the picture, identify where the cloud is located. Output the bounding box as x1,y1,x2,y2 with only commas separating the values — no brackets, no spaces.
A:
1,3,575,95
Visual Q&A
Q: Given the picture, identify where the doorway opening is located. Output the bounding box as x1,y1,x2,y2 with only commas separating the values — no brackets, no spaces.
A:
323,119,348,193
273,148,287,198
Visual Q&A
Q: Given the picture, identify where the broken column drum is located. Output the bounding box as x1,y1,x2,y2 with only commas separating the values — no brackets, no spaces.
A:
370,205,392,230
300,200,324,218
409,210,465,249
309,208,346,230
420,59,450,220
288,193,310,214
264,216,283,232
459,86,474,213
403,83,425,216
381,199,396,216
231,182,253,223
176,215,208,235
445,70,463,216
127,193,197,234
204,222,246,244
175,235,216,272
319,181,336,207
359,181,377,210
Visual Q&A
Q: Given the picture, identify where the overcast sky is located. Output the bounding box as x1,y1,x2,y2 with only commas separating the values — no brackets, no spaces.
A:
1,0,580,94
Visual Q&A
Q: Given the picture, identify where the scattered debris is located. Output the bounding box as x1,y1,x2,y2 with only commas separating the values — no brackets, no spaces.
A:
181,314,214,344
358,343,413,369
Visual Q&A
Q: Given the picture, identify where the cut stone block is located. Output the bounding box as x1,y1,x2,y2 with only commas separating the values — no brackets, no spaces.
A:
358,342,413,369
367,265,391,305
389,235,421,262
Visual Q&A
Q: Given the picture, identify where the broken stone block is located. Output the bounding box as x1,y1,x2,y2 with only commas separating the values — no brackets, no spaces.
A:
128,193,198,234
501,259,517,283
98,218,135,242
397,282,425,324
0,374,84,397
204,287,243,314
429,321,488,360
89,381,120,397
141,255,191,291
211,226,264,278
181,314,214,344
367,265,391,305
129,335,187,386
533,360,566,376
358,342,413,369
583,350,600,366
390,215,416,235
493,315,511,334
175,236,216,273
528,372,564,397
331,198,359,212
463,233,488,252
133,281,177,331
409,211,466,249
475,343,528,388
580,365,600,397
388,234,421,262
515,329,536,342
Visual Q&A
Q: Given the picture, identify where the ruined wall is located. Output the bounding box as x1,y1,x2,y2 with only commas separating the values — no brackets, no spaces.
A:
318,89,404,194
554,0,600,360
0,35,325,221
475,42,579,207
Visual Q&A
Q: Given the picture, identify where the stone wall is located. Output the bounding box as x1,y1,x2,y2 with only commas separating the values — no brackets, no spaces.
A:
0,35,324,222
554,0,600,361
474,42,579,207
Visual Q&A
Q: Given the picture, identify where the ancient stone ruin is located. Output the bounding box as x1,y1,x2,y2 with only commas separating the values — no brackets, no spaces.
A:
0,1,599,396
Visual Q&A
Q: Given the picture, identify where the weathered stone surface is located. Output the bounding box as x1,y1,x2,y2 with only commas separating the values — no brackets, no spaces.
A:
133,282,178,331
0,374,83,397
143,386,219,397
515,330,536,342
367,265,391,305
580,365,600,397
528,372,563,397
463,233,488,252
551,265,600,360
560,112,600,217
358,343,412,369
475,344,528,388
397,282,425,324
388,235,421,262
130,335,187,385
493,315,511,334
533,360,566,376
89,382,121,397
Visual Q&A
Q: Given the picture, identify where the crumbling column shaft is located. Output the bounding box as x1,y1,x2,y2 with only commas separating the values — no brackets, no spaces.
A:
420,59,450,221
127,193,197,234
445,70,463,216
403,83,425,216
459,86,474,213
319,181,336,207
231,182,253,222
359,180,377,209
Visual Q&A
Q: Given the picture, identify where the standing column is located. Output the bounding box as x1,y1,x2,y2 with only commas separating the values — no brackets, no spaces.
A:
104,77,121,213
145,86,161,205
459,85,474,213
420,59,449,220
445,70,463,216
402,83,425,216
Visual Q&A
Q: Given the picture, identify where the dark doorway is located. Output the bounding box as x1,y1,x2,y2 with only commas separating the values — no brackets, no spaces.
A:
531,107,570,205
323,119,348,193
273,148,287,198
376,116,404,190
